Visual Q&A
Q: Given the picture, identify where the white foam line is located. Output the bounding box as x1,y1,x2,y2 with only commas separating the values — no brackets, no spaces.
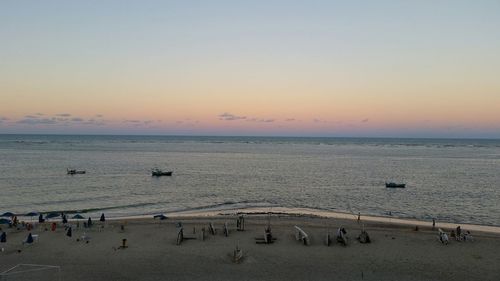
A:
16,207,500,234
164,207,500,234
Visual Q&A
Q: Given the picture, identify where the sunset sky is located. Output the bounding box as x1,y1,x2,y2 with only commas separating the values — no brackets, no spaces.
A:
1,1,499,137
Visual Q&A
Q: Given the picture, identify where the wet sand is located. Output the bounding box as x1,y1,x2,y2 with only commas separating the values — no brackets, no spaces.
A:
1,214,499,281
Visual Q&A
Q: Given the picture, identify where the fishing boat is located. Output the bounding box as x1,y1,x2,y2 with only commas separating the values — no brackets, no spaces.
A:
152,168,173,177
67,169,86,175
385,182,406,188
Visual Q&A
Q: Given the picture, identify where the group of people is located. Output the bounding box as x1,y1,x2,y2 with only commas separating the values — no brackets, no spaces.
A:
450,226,474,242
0,212,107,253
438,225,473,244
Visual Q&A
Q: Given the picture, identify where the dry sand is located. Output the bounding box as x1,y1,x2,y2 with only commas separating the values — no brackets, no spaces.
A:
1,214,499,281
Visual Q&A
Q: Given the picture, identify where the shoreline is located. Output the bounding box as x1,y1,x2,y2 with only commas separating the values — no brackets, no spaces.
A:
48,206,500,235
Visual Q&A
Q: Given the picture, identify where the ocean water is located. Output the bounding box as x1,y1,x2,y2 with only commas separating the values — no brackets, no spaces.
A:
0,135,499,226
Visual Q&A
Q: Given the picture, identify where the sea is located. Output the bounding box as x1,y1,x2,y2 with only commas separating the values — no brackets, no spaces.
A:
1,135,499,226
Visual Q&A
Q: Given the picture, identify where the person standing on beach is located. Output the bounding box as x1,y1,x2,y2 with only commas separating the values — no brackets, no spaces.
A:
357,212,361,223
1,231,6,252
432,218,436,229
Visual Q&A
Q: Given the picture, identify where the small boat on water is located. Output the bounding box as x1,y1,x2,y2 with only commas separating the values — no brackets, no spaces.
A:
152,168,173,177
67,169,86,175
385,182,406,188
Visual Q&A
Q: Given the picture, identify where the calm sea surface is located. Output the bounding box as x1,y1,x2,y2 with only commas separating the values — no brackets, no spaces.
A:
1,135,499,226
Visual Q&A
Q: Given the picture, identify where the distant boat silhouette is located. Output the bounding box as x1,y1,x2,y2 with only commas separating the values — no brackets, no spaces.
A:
152,168,173,177
67,168,86,175
385,182,406,188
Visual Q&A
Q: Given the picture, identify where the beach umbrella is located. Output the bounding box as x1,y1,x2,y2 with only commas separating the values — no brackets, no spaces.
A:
1,212,15,217
26,212,38,222
0,218,11,225
153,214,168,220
153,214,168,226
100,213,105,222
45,213,60,220
72,214,85,219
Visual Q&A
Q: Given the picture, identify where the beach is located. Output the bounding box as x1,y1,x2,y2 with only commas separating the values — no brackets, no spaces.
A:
1,213,500,281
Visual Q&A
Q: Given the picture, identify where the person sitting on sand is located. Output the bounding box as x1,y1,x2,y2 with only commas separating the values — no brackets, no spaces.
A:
23,233,34,245
1,231,6,252
1,231,6,243
464,231,474,242
357,230,370,244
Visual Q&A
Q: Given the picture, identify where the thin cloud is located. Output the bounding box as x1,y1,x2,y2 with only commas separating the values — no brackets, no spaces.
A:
17,118,57,125
95,114,104,118
56,113,72,117
143,120,155,125
83,119,106,126
24,115,38,119
247,118,275,123
176,118,200,126
71,117,84,122
313,118,328,123
219,112,247,121
284,118,296,122
123,119,142,123
361,118,369,123
35,113,44,116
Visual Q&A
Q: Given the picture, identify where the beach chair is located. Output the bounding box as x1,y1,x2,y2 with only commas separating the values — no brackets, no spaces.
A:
223,222,229,237
176,227,184,245
255,227,276,244
336,227,348,246
464,231,474,242
236,215,245,231
233,244,243,263
325,231,331,246
438,229,449,245
294,226,310,246
209,222,216,235
80,232,91,243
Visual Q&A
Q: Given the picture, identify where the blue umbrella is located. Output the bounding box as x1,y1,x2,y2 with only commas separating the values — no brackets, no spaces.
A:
1,212,15,217
45,213,60,219
153,214,168,220
72,214,85,219
26,212,38,221
0,218,11,225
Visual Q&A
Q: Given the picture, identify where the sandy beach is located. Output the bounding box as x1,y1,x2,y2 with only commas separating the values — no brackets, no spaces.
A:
1,213,499,281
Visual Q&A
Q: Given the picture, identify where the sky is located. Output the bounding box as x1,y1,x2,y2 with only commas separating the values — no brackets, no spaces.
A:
1,0,500,138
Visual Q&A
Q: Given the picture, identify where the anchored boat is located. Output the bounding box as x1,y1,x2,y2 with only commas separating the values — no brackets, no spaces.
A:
67,169,86,175
385,182,406,188
152,168,173,177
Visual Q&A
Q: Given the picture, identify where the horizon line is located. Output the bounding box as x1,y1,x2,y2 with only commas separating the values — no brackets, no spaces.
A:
0,133,499,141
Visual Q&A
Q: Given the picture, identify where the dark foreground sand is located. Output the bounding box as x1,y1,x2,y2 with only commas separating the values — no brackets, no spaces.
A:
1,214,499,281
